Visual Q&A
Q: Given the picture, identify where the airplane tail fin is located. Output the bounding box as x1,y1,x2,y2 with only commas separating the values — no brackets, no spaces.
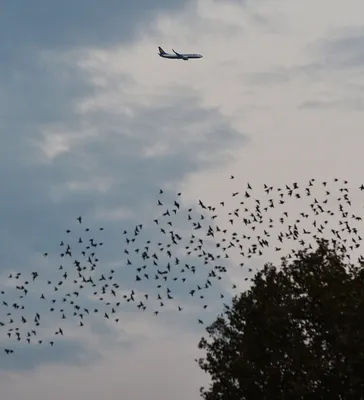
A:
158,46,166,55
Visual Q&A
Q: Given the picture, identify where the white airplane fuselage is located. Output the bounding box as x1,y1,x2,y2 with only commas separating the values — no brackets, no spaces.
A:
158,47,203,60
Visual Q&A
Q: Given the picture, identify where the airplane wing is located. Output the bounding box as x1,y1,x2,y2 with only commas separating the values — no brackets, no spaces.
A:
172,49,188,60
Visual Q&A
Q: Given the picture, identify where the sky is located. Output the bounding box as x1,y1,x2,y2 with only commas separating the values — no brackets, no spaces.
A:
1,0,364,399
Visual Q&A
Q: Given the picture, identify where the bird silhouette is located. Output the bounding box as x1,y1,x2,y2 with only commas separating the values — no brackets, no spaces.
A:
2,177,364,354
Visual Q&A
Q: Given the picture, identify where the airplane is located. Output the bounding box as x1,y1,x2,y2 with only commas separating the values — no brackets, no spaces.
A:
158,46,203,60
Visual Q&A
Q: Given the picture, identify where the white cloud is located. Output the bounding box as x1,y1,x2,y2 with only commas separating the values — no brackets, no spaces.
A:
3,0,364,399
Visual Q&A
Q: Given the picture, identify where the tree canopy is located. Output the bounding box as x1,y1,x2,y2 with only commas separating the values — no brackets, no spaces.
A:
197,239,364,399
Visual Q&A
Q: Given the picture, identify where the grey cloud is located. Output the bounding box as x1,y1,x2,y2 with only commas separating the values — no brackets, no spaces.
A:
0,49,246,370
0,0,193,139
0,0,248,372
244,69,291,86
241,27,364,89
241,62,332,90
318,30,364,70
0,338,99,372
299,97,364,110
299,100,338,109
292,28,364,77
1,0,192,51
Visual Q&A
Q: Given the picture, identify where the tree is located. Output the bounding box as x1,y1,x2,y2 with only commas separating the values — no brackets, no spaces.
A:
197,239,364,399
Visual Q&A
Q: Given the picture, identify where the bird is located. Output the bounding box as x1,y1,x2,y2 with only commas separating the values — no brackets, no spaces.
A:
2,177,364,354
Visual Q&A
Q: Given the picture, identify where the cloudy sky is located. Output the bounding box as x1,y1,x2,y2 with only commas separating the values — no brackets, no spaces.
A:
1,0,364,399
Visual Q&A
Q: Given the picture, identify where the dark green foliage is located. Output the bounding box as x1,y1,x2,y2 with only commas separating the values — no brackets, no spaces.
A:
197,239,364,399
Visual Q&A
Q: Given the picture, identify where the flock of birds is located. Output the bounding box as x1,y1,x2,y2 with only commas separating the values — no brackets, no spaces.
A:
2,177,364,355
